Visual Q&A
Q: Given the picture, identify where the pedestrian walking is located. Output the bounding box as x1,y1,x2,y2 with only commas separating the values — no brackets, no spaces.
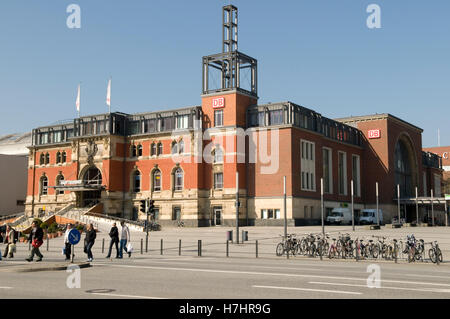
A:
63,223,73,261
84,223,96,262
2,225,16,258
26,221,44,262
119,221,131,258
106,222,119,259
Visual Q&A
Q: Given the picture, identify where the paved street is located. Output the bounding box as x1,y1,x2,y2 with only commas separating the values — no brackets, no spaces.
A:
1,225,450,299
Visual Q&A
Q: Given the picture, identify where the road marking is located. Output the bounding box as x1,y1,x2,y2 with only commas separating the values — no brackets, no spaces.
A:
134,260,321,272
252,285,362,295
92,263,450,287
0,287,12,289
404,273,450,280
309,281,450,293
89,292,166,299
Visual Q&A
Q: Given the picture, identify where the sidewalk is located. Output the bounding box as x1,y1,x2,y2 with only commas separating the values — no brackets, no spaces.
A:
0,260,90,273
1,225,449,266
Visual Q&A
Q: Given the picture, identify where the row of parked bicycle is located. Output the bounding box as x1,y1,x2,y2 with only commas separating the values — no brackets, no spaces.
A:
276,233,443,264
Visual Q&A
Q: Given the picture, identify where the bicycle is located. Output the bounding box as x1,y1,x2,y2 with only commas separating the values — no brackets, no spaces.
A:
340,234,353,259
149,221,161,231
404,235,420,263
328,237,339,259
177,220,185,227
387,239,399,261
374,236,388,259
276,234,298,256
315,234,329,258
428,241,443,264
366,238,379,259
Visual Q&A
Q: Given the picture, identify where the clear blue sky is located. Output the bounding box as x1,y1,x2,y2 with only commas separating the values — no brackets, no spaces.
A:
0,0,449,147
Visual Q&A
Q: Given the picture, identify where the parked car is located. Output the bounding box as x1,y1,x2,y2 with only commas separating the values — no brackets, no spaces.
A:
326,208,352,225
359,209,383,225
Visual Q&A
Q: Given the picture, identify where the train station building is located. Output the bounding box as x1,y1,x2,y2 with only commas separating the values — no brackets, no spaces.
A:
25,5,446,226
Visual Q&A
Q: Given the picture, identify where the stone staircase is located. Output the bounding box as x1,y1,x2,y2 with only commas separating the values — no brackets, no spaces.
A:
10,204,144,234
13,204,74,231
60,205,144,234
1,212,25,227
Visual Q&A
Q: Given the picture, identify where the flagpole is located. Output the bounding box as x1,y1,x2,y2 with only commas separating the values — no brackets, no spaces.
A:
78,83,81,118
109,77,111,114
76,82,81,118
108,77,112,114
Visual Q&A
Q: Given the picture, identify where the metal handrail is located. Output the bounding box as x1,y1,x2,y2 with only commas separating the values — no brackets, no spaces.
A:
0,212,24,222
84,211,143,227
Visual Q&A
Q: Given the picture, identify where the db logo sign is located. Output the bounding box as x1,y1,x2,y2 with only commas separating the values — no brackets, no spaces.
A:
368,129,381,139
212,97,225,108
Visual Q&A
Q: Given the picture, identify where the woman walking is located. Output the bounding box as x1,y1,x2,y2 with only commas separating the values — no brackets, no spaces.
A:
84,223,96,262
2,225,16,259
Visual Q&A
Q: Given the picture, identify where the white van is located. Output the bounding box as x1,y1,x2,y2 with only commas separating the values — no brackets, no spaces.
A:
359,209,383,225
326,208,352,225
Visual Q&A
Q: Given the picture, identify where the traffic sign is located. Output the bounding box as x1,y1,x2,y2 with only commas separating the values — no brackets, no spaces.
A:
68,228,81,245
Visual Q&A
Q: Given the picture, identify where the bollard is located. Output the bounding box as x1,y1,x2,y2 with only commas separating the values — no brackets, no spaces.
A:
102,238,105,254
141,238,143,255
226,240,229,257
46,236,49,252
226,230,233,243
179,239,181,256
146,236,148,253
160,239,163,255
71,244,75,263
198,240,202,257
286,242,289,259
256,240,258,258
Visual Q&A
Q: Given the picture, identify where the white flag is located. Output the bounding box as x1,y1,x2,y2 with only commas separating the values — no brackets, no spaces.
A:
76,84,80,112
106,78,111,107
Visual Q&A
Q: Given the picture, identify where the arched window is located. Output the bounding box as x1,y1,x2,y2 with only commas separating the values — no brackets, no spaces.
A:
151,143,157,156
56,174,64,195
132,170,141,193
174,168,183,191
39,153,45,165
56,152,61,164
213,147,223,163
137,144,143,157
395,139,413,197
178,140,184,154
131,145,137,157
40,176,48,195
153,169,161,192
62,151,67,163
171,141,178,155
83,166,102,186
45,153,50,164
157,142,163,156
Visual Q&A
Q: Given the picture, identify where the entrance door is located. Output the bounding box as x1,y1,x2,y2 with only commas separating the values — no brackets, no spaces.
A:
81,190,101,208
214,207,222,226
172,207,181,221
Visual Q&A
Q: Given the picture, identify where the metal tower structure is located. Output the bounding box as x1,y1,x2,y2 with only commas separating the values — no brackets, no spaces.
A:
202,5,258,97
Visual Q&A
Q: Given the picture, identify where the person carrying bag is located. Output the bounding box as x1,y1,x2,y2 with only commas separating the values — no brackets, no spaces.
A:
2,225,16,258
26,221,44,262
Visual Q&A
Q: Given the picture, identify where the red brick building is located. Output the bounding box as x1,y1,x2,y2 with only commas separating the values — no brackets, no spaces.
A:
423,146,450,195
25,5,446,226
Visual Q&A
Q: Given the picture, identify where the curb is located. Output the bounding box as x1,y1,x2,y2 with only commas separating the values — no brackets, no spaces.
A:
1,262,91,273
